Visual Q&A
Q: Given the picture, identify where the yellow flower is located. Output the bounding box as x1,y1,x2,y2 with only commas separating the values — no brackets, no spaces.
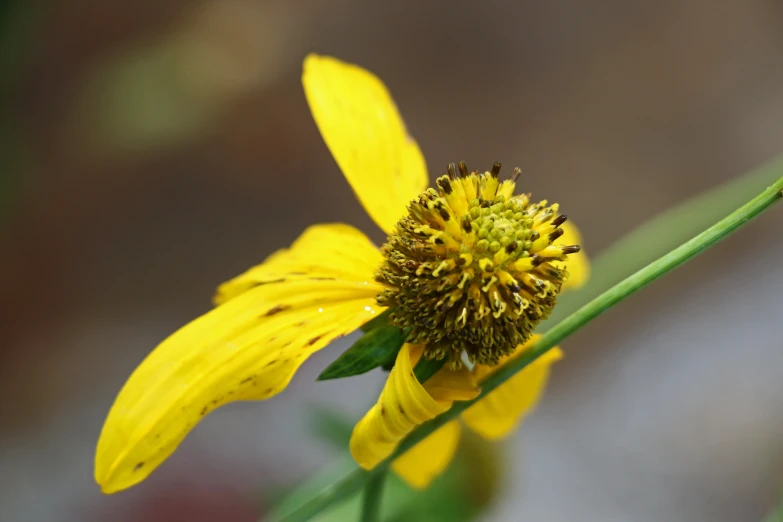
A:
94,54,590,494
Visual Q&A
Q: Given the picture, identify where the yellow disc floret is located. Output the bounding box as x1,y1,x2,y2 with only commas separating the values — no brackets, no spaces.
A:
376,162,581,367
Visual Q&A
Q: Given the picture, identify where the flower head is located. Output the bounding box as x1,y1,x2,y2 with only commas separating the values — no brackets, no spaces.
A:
94,53,589,495
378,163,580,367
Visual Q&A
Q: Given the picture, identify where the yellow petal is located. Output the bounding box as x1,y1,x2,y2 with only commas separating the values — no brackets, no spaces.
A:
350,344,479,472
215,223,383,304
96,226,384,494
461,335,563,440
302,54,428,234
350,345,447,470
557,221,590,291
391,421,461,489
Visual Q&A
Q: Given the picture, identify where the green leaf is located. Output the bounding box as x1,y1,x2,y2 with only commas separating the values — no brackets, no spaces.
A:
359,309,392,332
318,325,406,381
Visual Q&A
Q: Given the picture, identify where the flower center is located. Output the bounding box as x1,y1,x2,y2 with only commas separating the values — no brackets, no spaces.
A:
376,162,580,367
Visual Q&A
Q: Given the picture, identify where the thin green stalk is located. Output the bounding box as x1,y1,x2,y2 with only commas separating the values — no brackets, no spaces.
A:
271,467,366,522
547,154,783,324
359,470,387,522
271,176,783,522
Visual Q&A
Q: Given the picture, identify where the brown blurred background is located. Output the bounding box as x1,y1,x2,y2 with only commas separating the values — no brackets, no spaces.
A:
2,1,783,521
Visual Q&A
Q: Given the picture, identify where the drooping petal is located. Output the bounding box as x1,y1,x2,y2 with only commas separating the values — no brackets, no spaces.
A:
302,54,428,234
391,421,461,489
461,336,563,440
215,223,382,304
558,221,590,291
96,225,384,494
349,345,479,471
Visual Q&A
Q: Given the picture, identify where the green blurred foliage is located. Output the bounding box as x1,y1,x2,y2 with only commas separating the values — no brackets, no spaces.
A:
0,1,36,230
268,408,502,522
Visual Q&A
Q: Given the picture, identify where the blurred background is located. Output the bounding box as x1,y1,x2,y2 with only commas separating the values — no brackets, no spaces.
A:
2,1,783,521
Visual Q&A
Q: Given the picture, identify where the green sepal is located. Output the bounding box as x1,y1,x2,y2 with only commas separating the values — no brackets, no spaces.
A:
317,323,406,381
413,357,447,383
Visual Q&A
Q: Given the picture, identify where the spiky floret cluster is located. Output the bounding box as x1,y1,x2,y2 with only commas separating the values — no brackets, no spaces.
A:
376,161,581,367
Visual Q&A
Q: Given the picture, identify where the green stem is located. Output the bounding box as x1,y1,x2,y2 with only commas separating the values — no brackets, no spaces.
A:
271,176,783,522
547,154,783,325
359,470,387,522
